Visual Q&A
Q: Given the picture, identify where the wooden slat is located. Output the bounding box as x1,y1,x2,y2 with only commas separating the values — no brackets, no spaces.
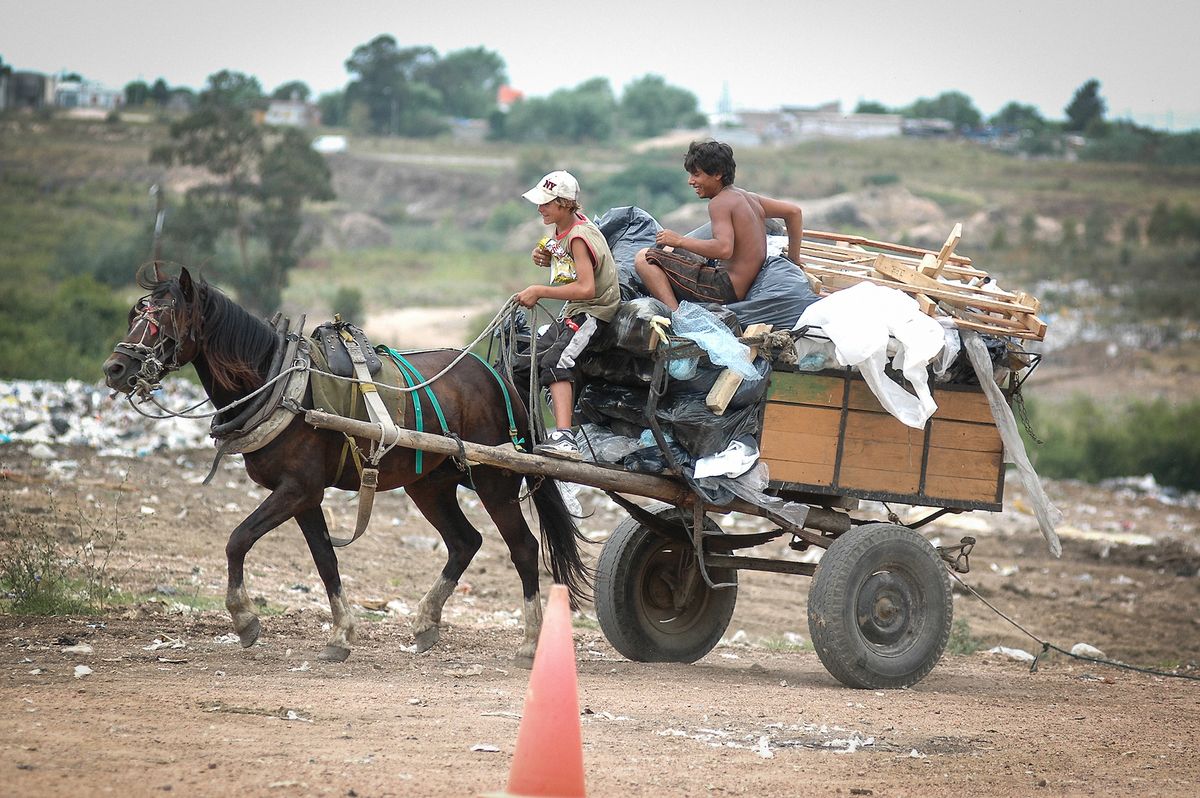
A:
931,389,993,423
924,473,1000,503
804,229,974,266
843,410,926,445
928,419,1003,452
841,437,923,473
762,403,842,436
766,374,844,407
763,458,836,486
760,430,840,465
707,323,772,415
839,465,921,494
926,447,1003,480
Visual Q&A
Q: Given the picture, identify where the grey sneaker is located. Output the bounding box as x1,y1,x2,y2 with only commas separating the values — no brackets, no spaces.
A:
534,428,582,460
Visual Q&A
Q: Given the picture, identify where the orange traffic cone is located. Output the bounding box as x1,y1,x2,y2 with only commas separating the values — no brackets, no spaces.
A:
485,584,586,798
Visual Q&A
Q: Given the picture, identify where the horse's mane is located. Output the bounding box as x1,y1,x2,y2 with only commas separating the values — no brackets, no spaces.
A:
139,266,278,392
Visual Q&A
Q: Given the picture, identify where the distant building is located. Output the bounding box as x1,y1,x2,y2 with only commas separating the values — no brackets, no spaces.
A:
55,79,123,110
5,71,54,111
496,85,523,112
902,118,955,137
264,98,320,128
728,103,904,144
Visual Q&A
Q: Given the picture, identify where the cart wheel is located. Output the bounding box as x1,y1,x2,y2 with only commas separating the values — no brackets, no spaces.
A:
595,502,737,663
807,523,952,689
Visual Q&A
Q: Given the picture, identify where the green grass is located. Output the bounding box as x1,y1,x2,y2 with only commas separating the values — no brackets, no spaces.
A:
946,618,984,655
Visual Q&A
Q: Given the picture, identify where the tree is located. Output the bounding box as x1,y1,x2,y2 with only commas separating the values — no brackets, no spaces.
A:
124,80,150,106
904,91,981,130
501,78,617,143
150,71,334,315
854,100,890,114
201,70,264,110
343,35,445,136
317,90,346,127
272,80,311,102
1065,79,1105,133
618,74,707,138
988,101,1045,131
421,46,507,119
150,78,170,106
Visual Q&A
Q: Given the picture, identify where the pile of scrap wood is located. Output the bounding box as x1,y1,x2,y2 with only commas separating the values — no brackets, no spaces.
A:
788,223,1047,341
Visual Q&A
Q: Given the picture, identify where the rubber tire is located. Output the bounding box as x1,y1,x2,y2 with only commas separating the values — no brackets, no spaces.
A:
807,523,952,689
595,502,737,663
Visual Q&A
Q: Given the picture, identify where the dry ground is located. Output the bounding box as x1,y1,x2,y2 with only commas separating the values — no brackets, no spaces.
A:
1,440,1198,798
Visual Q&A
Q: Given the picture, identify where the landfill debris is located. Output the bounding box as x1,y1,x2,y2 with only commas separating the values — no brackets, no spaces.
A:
284,710,313,723
73,665,93,678
61,643,94,655
987,645,1036,662
1070,643,1107,659
470,744,501,753
1,378,211,457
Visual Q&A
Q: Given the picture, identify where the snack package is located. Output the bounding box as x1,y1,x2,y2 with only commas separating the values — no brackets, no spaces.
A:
538,236,577,285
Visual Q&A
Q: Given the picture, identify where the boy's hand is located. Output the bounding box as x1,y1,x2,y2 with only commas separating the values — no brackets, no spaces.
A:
515,286,542,308
531,246,550,267
656,229,683,248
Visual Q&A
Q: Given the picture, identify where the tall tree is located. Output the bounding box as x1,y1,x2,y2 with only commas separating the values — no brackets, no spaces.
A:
272,80,311,102
151,71,333,315
1065,79,1105,133
904,91,982,129
989,101,1045,131
150,78,170,106
124,80,150,106
343,35,445,136
421,46,506,119
618,74,706,138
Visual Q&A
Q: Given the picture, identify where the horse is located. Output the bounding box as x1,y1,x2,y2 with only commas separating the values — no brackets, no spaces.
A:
102,264,590,665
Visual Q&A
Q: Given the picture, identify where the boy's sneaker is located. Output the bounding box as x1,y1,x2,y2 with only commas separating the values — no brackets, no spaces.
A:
534,428,582,460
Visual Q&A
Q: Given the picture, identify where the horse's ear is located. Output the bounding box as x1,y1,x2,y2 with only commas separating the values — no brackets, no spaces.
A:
179,267,195,301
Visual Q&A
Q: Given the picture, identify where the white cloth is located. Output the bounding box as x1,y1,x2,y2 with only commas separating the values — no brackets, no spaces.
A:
795,282,946,428
693,438,760,479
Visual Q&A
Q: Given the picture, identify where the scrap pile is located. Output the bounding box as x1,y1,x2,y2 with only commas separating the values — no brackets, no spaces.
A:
789,223,1047,341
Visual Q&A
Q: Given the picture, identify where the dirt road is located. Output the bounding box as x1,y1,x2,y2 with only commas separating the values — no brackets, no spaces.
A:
1,445,1198,797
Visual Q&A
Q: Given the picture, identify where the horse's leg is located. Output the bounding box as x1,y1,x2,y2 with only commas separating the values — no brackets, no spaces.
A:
475,469,544,668
294,505,357,662
404,473,483,653
225,485,309,648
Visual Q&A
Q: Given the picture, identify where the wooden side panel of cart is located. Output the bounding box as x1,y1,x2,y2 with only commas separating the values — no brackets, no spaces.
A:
759,369,1004,511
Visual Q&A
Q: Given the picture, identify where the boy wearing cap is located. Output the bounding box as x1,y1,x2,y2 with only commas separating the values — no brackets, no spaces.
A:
516,170,621,460
633,140,803,311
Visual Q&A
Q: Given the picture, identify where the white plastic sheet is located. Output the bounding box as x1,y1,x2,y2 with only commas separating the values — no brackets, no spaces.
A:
795,282,945,428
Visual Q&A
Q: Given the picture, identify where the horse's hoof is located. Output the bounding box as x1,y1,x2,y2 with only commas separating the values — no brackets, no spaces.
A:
318,644,352,663
513,651,535,670
237,617,260,648
413,626,440,653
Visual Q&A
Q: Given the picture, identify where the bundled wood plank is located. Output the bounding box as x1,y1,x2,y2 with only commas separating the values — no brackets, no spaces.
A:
789,224,1047,341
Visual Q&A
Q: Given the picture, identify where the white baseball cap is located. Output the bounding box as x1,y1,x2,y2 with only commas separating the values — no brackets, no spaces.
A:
522,170,579,204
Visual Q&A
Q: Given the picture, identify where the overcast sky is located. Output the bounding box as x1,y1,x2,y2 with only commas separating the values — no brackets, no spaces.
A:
3,0,1197,131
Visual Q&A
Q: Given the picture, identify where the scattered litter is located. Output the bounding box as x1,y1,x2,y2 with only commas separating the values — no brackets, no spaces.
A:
60,643,93,655
283,710,313,723
28,668,43,675
443,664,484,678
214,633,240,645
987,645,1036,662
289,661,310,672
471,744,500,753
752,735,774,759
481,710,522,720
908,749,927,759
143,636,186,651
73,665,93,679
156,657,188,664
1070,643,1107,659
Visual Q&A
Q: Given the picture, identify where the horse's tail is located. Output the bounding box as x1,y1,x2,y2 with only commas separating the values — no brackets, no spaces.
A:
528,476,594,608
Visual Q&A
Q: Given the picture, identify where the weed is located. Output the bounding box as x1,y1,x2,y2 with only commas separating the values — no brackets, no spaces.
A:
946,618,983,655
0,489,133,614
760,635,808,652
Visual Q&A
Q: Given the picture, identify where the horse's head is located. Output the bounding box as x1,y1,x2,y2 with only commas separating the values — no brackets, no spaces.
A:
103,263,203,395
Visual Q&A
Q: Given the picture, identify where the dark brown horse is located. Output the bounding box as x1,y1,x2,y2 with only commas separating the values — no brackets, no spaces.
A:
102,265,589,665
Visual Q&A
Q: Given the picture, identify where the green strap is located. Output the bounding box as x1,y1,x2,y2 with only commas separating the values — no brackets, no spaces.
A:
381,347,449,475
466,352,525,448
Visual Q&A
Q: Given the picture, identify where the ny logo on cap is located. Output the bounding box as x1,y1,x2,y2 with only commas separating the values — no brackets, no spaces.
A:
543,179,557,190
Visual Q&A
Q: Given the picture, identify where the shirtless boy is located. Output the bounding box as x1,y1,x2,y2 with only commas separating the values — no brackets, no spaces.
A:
634,140,803,311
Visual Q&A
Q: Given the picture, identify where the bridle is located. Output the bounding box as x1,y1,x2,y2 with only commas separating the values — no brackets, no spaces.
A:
111,295,184,395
